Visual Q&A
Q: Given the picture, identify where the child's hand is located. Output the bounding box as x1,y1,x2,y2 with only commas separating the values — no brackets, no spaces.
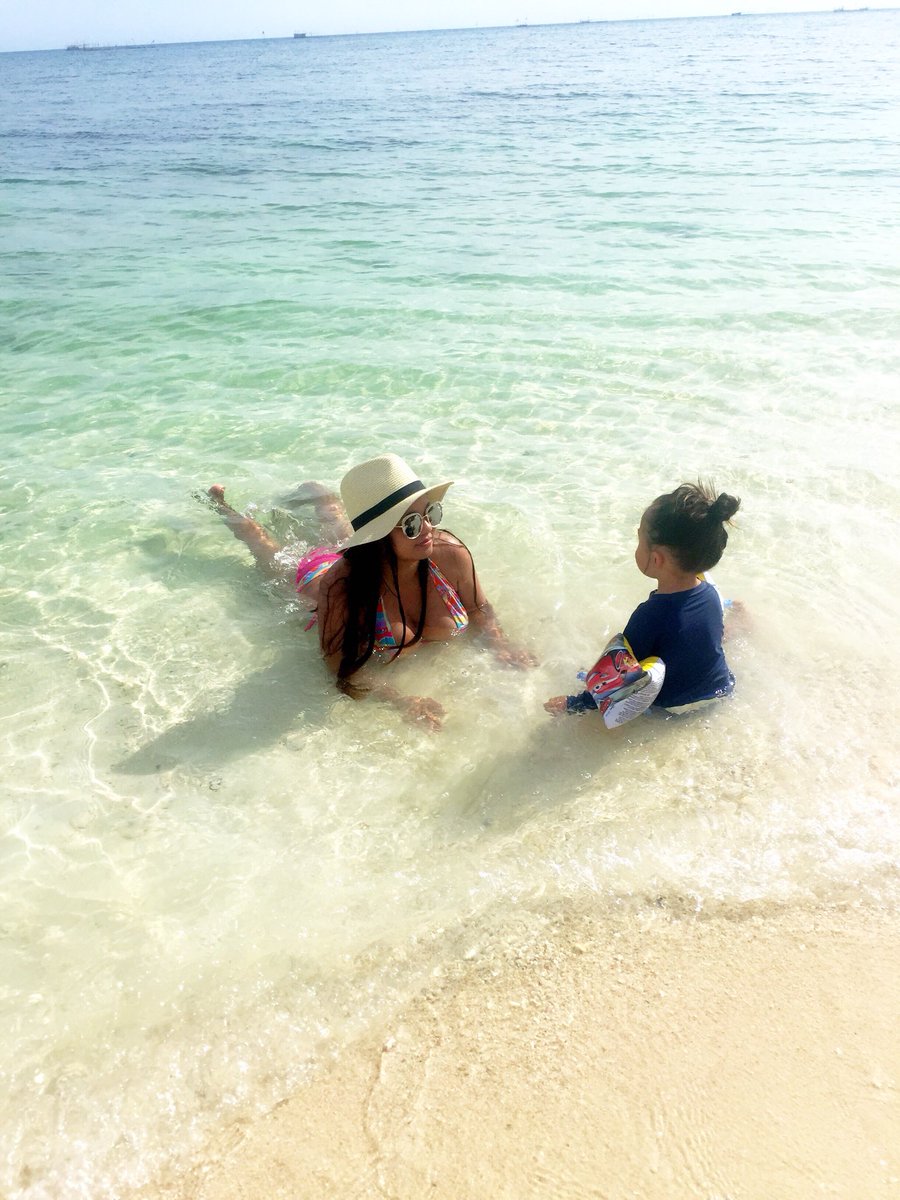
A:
543,695,568,715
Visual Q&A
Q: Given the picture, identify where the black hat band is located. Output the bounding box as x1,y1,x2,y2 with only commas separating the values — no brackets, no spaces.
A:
350,479,425,532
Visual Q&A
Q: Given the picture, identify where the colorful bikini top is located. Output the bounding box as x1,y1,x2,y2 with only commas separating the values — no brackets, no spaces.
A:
374,559,468,650
295,551,468,649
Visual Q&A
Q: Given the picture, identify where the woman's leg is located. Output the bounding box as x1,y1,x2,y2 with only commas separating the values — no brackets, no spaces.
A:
204,485,286,577
279,481,353,544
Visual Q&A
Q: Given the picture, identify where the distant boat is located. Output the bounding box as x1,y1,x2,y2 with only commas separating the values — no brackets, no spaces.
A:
293,31,307,38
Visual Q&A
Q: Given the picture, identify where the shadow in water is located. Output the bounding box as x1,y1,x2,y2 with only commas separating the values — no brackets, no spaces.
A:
114,648,332,775
113,494,345,775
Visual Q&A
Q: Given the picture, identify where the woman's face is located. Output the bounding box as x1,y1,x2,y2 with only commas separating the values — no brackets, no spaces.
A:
389,497,437,562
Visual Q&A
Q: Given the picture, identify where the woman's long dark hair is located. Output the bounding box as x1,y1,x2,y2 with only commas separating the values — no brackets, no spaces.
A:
324,537,428,693
321,528,476,694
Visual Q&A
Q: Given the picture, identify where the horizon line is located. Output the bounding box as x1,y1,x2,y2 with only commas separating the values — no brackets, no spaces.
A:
2,6,895,55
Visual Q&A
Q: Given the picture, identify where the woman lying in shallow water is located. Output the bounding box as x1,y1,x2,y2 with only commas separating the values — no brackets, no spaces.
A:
205,453,535,731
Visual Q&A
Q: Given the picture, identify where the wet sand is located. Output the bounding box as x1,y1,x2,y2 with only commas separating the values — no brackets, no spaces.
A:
155,903,900,1200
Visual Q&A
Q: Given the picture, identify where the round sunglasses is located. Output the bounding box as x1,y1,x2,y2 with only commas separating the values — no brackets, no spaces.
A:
395,501,443,540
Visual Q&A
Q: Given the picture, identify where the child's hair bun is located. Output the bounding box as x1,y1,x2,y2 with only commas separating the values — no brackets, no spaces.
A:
648,481,740,573
709,492,740,523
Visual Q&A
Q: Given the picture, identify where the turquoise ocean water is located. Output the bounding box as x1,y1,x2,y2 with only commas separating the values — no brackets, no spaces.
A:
2,13,900,1195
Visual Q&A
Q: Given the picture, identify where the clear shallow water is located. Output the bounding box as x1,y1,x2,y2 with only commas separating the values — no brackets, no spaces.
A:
2,13,900,1197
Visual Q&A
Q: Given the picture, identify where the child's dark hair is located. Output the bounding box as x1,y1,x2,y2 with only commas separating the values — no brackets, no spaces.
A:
646,481,740,574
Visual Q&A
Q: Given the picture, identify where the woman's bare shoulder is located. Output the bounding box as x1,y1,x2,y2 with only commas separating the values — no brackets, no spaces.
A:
324,554,350,578
318,555,350,596
431,530,472,568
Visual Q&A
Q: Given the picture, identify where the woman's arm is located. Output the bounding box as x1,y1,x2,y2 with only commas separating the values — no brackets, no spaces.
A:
436,535,537,669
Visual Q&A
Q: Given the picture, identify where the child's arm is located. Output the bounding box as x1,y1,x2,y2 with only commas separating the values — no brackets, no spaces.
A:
544,691,597,715
545,598,656,718
622,600,656,663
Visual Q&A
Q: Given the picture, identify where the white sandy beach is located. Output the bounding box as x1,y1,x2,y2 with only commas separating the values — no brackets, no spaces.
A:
147,902,900,1200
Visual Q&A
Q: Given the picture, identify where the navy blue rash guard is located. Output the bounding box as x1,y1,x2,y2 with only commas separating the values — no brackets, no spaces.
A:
622,580,734,709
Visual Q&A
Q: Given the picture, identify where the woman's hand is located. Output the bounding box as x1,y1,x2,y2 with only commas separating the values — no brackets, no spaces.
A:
469,600,537,669
396,694,445,732
491,641,538,669
341,678,444,731
543,695,568,715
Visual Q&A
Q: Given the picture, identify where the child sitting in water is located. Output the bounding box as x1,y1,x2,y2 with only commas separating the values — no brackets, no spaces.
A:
545,481,741,718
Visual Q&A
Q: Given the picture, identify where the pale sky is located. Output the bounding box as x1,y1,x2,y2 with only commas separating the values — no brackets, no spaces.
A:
1,0,894,53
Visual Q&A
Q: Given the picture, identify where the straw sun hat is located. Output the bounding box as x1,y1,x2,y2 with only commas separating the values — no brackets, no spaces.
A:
340,453,453,548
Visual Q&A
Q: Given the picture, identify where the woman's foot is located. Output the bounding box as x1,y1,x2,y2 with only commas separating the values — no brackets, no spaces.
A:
204,483,238,517
192,483,240,518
